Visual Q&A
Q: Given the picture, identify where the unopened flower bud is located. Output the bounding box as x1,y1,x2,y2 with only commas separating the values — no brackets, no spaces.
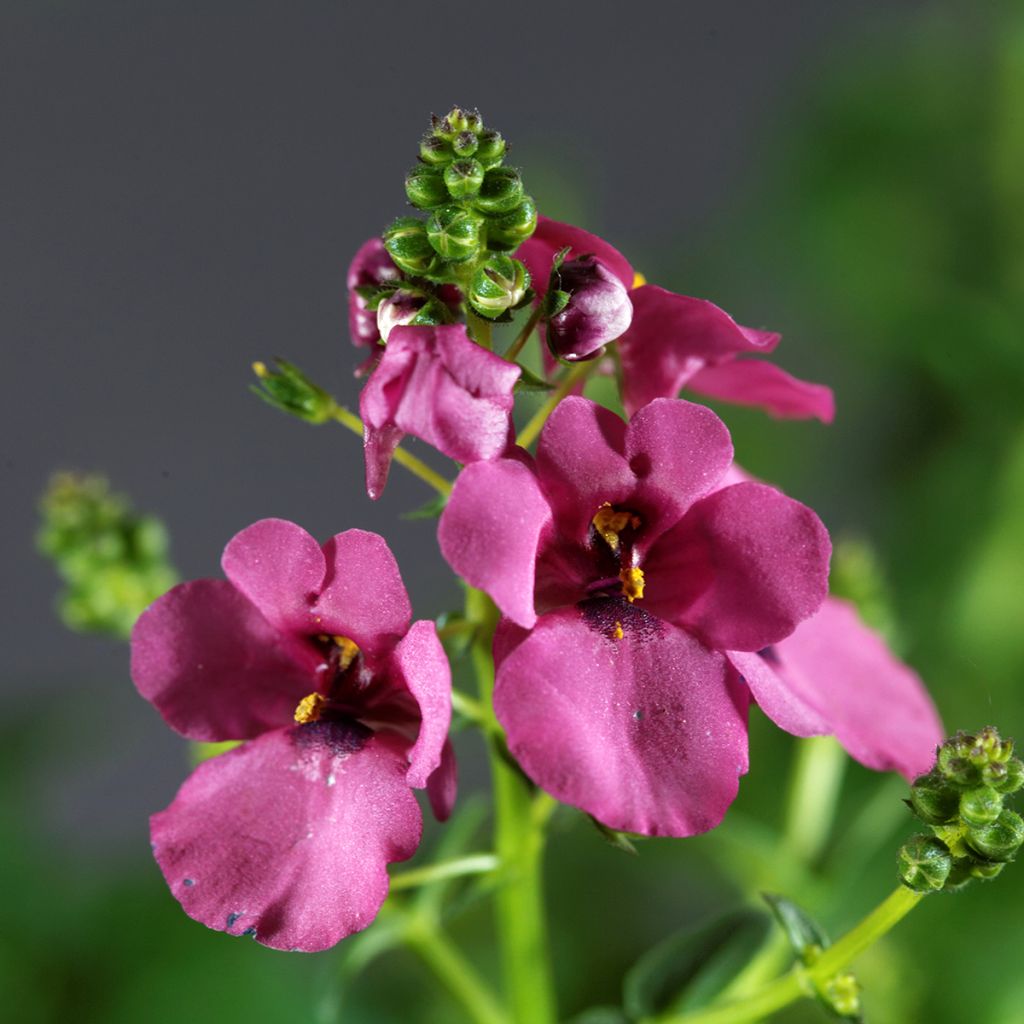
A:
384,217,438,275
987,757,1024,794
420,135,452,166
968,857,1005,881
251,358,334,424
959,786,1004,827
405,166,449,210
909,771,960,825
453,131,478,157
486,196,538,251
475,129,506,169
474,167,524,214
898,835,952,892
937,746,979,787
426,205,482,262
376,289,449,343
444,159,485,199
546,253,634,362
468,255,530,319
966,809,1024,862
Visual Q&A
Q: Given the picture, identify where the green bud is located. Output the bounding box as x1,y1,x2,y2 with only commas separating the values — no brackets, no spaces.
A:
966,809,1024,862
426,205,482,262
475,129,506,169
419,136,452,166
942,858,975,892
898,835,952,892
987,757,1024,794
435,107,479,140
486,195,538,251
968,858,1005,881
405,166,449,209
444,158,485,199
909,771,961,824
937,746,980,788
959,786,1003,827
468,255,531,319
474,167,524,214
251,358,334,425
821,973,861,1019
384,217,438,275
452,131,478,157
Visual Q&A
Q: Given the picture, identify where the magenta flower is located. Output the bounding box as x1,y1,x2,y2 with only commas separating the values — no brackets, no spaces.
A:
546,253,634,362
346,237,403,374
131,519,454,951
360,323,521,499
439,396,831,836
518,217,834,421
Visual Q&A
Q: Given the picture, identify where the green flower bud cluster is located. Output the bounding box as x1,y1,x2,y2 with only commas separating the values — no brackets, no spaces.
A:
385,107,535,321
899,727,1024,893
38,473,178,639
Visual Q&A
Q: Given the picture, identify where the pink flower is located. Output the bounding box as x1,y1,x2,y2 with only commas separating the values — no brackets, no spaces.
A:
360,324,521,499
546,253,634,361
131,519,454,951
518,217,835,421
346,237,402,374
439,397,831,836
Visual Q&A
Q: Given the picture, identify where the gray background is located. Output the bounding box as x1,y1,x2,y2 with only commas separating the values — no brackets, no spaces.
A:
2,1,927,851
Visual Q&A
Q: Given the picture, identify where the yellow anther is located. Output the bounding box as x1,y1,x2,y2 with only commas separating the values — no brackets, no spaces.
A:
252,360,269,378
294,691,327,724
592,502,641,554
332,635,360,671
632,272,647,289
620,566,645,603
612,621,624,640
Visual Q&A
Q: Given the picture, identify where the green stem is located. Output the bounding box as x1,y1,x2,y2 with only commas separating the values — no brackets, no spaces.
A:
467,309,494,350
780,736,847,868
466,587,557,1024
517,361,596,449
451,688,489,726
504,304,543,363
329,404,453,497
390,854,501,892
657,887,924,1024
405,915,510,1024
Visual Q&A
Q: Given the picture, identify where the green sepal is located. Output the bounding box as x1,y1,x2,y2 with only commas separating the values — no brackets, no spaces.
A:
622,908,773,1019
587,815,642,856
513,364,555,393
485,195,538,251
354,282,400,310
761,892,830,964
250,357,335,425
402,492,450,520
543,288,571,319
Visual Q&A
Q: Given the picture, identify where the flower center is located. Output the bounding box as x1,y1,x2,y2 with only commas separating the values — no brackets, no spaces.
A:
293,635,362,724
591,502,646,603
592,502,640,555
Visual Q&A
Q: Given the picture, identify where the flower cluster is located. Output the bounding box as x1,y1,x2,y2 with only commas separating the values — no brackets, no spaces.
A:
131,108,944,951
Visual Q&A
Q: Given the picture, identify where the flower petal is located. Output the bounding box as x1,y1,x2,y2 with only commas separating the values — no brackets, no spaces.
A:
314,529,413,656
347,236,402,350
151,724,421,951
426,739,458,822
438,459,551,628
686,359,835,423
494,604,749,837
391,619,452,788
625,398,734,545
739,599,943,780
619,286,780,416
221,519,326,636
131,579,316,741
517,216,635,294
644,482,831,651
535,397,634,543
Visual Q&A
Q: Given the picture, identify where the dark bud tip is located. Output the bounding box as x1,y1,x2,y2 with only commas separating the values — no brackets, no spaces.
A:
444,158,485,199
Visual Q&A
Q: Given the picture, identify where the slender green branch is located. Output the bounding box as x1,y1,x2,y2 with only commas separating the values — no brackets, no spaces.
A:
780,736,847,868
390,854,501,892
466,309,494,350
329,404,453,496
404,915,510,1024
517,361,596,448
655,887,924,1024
504,304,544,363
451,688,489,726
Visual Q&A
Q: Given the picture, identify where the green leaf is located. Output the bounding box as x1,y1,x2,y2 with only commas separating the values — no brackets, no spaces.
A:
514,363,555,392
623,908,773,1019
762,892,831,962
402,492,450,520
563,1008,630,1024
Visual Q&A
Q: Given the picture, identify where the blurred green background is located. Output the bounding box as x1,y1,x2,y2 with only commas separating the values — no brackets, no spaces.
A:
6,4,1024,1023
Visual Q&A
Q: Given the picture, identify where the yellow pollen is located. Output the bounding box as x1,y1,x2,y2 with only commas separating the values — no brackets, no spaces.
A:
612,621,624,640
592,502,641,554
620,566,645,602
632,272,647,289
294,691,327,724
332,635,360,670
252,360,269,378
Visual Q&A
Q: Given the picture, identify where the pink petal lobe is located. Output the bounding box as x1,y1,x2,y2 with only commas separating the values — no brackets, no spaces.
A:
221,519,326,635
686,359,835,423
535,397,635,543
644,482,831,652
439,459,551,628
494,605,749,837
391,619,452,788
131,579,315,741
619,286,780,416
347,236,401,350
426,738,458,822
314,529,412,656
151,724,421,951
748,599,943,780
518,216,635,293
